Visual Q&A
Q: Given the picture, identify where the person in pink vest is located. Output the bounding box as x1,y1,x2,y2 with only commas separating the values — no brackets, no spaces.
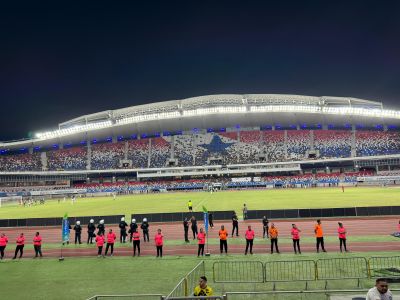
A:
0,233,9,259
33,231,43,258
154,228,164,257
338,222,349,252
291,224,301,254
105,229,116,256
132,228,141,256
13,233,25,259
197,227,206,257
244,225,255,255
95,232,105,258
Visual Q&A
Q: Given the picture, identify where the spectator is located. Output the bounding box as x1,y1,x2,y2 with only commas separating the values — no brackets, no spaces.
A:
193,276,213,296
366,278,392,300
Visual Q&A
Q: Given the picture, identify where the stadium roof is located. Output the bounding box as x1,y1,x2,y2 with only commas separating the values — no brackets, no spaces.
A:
1,94,400,148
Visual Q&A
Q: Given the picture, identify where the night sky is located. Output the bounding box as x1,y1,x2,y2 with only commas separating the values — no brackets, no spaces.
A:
1,1,400,141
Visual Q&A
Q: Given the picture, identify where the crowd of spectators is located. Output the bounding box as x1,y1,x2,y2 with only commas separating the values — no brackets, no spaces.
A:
174,135,194,167
149,137,171,168
91,142,125,169
47,147,87,171
0,153,42,172
1,130,400,171
127,139,149,168
314,130,352,158
356,131,400,156
287,131,310,159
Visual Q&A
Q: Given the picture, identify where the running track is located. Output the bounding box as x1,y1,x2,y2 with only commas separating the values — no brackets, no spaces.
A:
0,217,398,258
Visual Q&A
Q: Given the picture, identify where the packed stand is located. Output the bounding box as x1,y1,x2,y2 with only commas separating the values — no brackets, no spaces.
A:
286,130,310,159
261,131,285,162
356,131,400,156
173,135,194,167
149,137,171,168
0,153,42,172
91,142,125,169
47,147,87,171
127,139,149,168
314,130,352,158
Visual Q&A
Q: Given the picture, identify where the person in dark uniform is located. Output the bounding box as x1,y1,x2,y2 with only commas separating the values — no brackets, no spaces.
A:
190,216,198,240
231,213,239,237
262,216,269,238
243,204,248,220
183,217,190,242
209,212,214,228
119,217,128,243
141,218,150,242
73,221,82,244
129,218,138,242
97,219,105,236
87,219,96,244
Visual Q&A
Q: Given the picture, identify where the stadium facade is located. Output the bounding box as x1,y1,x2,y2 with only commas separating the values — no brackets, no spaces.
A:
0,94,400,190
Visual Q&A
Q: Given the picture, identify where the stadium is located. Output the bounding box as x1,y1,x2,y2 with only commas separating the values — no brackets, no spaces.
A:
1,94,400,300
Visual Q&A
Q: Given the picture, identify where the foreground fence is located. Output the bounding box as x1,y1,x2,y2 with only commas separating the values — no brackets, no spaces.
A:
213,256,398,286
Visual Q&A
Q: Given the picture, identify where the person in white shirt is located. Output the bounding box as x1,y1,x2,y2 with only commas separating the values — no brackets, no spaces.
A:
366,278,392,300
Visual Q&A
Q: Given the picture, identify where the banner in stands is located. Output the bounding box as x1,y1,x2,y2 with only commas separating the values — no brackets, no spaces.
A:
30,189,87,196
231,177,252,182
357,176,400,182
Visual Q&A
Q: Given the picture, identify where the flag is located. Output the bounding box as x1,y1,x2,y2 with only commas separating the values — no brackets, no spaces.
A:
62,213,70,244
202,206,209,233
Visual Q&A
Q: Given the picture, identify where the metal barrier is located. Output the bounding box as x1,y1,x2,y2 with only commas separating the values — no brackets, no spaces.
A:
369,256,400,279
264,260,316,290
86,294,163,300
316,257,368,288
213,261,264,283
165,261,206,299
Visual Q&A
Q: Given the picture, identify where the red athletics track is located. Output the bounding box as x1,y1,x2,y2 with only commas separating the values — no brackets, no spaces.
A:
0,216,399,258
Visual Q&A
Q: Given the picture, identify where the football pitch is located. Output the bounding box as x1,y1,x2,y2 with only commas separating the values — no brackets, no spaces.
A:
0,186,399,219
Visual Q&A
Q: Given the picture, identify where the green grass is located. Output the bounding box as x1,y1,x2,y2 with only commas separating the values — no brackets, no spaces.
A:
1,187,399,219
1,252,400,299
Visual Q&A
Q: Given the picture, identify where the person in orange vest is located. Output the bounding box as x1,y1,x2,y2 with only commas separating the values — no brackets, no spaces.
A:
33,232,43,258
218,225,228,254
13,233,25,259
132,228,141,256
269,223,280,254
154,228,164,257
338,222,349,252
315,219,326,253
95,232,105,258
197,227,206,257
244,225,255,255
105,229,116,256
0,233,9,260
